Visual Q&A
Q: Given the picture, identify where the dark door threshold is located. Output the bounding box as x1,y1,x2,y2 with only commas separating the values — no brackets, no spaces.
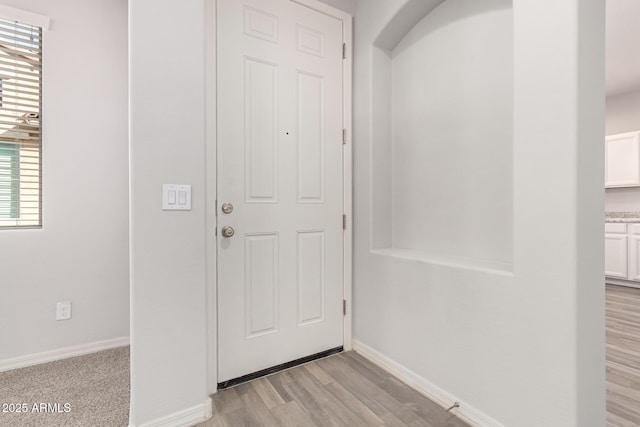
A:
217,346,343,389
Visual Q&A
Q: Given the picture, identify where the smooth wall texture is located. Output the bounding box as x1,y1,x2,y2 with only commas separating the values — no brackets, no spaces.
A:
129,0,208,424
353,0,605,425
390,0,512,266
605,89,640,212
0,0,129,361
314,0,356,15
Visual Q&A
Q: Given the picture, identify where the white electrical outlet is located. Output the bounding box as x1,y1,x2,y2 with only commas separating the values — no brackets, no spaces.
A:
56,301,72,321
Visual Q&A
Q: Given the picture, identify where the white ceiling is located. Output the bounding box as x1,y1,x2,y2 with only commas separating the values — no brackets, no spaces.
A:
606,0,640,96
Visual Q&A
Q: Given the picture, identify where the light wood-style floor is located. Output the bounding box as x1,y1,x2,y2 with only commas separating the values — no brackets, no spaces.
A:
199,285,640,427
199,351,469,427
607,284,640,426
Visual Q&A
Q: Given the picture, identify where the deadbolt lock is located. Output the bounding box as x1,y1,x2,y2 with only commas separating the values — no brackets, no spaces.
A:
221,202,233,214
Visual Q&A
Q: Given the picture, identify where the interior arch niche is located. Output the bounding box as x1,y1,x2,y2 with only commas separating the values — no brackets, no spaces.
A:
370,0,514,274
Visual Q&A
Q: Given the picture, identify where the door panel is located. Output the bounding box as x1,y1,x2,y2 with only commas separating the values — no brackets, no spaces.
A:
245,58,279,202
217,0,344,382
297,71,325,202
605,233,628,279
297,230,325,325
605,132,640,188
245,233,279,338
629,228,640,281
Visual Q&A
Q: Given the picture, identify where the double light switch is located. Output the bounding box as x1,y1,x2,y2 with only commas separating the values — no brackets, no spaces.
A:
162,184,192,210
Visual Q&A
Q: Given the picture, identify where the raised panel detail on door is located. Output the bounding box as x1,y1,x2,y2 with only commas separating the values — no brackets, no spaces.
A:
298,231,325,326
245,58,279,202
245,233,279,338
297,25,324,57
298,71,324,202
605,132,640,188
629,234,640,282
605,233,628,279
244,6,279,44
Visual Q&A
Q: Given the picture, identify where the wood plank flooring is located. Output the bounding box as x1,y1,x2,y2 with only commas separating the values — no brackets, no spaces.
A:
199,351,470,427
202,284,640,427
607,284,640,426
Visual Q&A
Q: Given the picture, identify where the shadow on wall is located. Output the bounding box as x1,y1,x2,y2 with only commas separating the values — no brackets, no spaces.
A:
381,0,513,54
370,0,514,274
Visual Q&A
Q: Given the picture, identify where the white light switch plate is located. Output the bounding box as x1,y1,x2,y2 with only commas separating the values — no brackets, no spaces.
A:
163,184,192,210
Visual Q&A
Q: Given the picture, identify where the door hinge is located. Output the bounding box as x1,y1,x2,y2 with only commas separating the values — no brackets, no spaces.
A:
342,43,346,59
343,214,347,230
342,128,346,145
343,299,347,316
215,199,218,216
215,226,218,237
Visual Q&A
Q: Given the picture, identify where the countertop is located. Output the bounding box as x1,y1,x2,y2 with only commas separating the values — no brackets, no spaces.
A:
606,212,640,223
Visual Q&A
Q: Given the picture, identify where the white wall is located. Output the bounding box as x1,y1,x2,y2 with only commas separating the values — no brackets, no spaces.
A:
315,0,355,15
390,0,512,267
605,89,640,212
129,0,209,424
0,0,129,362
606,89,640,135
353,0,605,426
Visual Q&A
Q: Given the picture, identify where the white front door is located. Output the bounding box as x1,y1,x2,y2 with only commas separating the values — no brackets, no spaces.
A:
217,0,345,383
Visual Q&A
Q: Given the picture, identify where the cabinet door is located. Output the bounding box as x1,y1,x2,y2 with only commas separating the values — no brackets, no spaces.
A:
605,132,640,188
605,233,628,278
629,226,640,281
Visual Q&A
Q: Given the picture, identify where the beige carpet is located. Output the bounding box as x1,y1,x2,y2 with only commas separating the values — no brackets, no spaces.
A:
0,346,130,427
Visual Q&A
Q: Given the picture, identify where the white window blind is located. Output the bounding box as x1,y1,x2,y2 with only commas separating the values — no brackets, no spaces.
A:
0,18,41,228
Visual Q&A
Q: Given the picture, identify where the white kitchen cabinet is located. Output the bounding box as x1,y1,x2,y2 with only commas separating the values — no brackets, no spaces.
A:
605,232,628,279
605,132,640,188
628,225,640,281
604,222,640,285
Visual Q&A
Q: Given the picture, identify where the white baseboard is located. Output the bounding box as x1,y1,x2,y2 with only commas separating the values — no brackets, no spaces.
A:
129,398,212,427
352,339,504,427
0,336,130,373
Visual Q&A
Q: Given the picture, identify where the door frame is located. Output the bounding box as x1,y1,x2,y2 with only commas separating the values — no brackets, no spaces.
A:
205,0,353,394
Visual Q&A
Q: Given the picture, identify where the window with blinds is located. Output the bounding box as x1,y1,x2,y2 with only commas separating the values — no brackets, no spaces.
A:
0,18,41,228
